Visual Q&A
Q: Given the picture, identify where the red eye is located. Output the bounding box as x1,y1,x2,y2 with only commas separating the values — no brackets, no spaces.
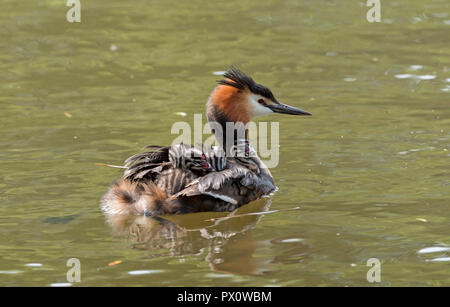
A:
258,99,265,104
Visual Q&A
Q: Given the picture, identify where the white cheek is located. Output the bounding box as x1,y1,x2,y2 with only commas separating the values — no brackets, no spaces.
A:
249,94,273,118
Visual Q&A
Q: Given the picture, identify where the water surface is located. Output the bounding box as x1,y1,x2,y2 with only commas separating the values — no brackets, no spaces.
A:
0,0,449,286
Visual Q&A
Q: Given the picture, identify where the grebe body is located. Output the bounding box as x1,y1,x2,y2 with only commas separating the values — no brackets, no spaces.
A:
101,68,310,217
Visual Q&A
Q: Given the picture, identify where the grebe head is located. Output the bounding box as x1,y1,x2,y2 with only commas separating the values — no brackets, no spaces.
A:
206,67,311,125
169,144,226,173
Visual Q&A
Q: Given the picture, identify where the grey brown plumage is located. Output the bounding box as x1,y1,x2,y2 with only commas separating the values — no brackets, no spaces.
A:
101,144,239,216
101,180,168,216
101,68,310,217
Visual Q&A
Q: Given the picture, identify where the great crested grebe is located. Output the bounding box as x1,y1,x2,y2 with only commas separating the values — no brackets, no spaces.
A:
101,68,311,217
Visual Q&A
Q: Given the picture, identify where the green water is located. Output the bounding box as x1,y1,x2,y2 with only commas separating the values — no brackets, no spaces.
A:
1,0,449,286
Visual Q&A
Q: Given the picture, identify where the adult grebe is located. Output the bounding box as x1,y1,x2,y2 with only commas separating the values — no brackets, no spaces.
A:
101,68,311,216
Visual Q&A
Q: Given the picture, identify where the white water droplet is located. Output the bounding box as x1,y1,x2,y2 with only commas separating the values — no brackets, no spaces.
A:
432,13,448,19
128,270,163,275
50,283,72,287
25,263,43,267
281,238,303,243
0,270,23,274
410,65,423,71
416,75,436,80
212,71,226,76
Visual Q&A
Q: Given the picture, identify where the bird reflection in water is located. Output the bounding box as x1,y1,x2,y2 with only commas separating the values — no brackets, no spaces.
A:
104,198,273,275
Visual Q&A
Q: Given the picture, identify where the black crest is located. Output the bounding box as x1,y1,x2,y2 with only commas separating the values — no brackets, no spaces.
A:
218,67,277,102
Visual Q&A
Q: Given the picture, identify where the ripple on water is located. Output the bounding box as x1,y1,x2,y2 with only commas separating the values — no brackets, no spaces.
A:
395,74,413,79
394,74,436,80
431,13,448,19
25,263,43,267
409,65,423,70
205,273,233,278
127,270,164,275
416,75,436,80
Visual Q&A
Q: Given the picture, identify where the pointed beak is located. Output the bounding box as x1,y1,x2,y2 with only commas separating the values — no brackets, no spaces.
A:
267,102,312,116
